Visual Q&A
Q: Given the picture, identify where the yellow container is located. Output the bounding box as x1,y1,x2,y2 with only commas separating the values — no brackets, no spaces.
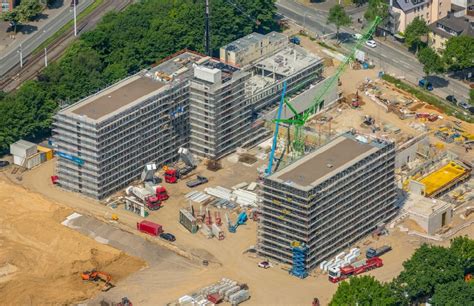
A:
37,145,53,160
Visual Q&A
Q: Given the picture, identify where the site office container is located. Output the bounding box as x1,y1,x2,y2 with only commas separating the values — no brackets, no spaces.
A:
137,220,163,236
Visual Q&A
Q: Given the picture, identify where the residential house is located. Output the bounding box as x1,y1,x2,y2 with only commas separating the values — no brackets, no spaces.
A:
429,12,474,50
390,0,451,34
0,0,18,12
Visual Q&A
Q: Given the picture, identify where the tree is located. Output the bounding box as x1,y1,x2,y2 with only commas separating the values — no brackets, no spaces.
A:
364,0,388,22
443,36,474,73
450,236,474,271
394,244,464,302
404,17,429,53
327,4,351,41
329,276,400,306
16,0,43,22
431,280,474,306
352,0,367,7
417,47,444,84
0,0,278,153
0,10,20,33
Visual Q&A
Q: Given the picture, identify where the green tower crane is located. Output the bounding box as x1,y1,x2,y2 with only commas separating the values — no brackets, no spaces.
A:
273,16,382,157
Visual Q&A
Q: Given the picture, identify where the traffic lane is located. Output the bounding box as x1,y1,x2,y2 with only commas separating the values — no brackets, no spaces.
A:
276,1,332,35
0,0,94,75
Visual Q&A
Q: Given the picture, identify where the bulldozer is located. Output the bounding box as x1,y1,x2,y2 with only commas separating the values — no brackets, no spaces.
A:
81,270,114,291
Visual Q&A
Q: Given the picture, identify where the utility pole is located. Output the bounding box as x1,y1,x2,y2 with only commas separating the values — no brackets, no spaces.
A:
18,44,23,68
73,0,77,36
44,48,48,67
205,0,210,56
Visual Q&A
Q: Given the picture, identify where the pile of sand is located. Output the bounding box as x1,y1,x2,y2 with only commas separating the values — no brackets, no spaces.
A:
0,179,145,304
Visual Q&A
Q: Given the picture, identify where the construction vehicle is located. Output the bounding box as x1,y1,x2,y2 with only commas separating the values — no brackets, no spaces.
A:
226,212,248,233
366,245,392,259
164,168,178,183
126,186,161,210
145,183,169,201
351,91,360,108
312,298,321,306
164,148,197,183
81,270,114,291
267,16,383,167
186,175,209,188
328,257,383,283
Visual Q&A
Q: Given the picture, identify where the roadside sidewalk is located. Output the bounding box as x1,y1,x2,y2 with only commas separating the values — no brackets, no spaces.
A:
0,2,68,55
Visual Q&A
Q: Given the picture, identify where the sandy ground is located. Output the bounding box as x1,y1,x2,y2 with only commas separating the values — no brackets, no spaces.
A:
9,154,471,306
0,175,145,305
1,29,473,305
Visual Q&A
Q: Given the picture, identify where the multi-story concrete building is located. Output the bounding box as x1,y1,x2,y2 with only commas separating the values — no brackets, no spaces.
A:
54,38,335,198
189,61,252,158
389,0,451,34
258,132,398,270
220,32,288,67
0,0,17,12
53,52,202,199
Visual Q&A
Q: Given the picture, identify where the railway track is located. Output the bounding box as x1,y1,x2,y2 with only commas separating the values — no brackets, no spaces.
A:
0,0,131,92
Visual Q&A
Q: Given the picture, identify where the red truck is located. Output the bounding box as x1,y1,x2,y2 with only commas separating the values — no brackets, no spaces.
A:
328,257,383,283
136,220,163,236
165,169,178,183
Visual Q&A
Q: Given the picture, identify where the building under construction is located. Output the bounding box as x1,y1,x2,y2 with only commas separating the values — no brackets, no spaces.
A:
53,33,336,199
257,132,398,270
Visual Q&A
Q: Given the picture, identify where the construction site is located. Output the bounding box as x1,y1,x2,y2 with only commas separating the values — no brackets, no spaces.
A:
1,14,474,306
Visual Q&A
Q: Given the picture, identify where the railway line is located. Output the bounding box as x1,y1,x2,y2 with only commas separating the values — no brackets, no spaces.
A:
0,0,132,92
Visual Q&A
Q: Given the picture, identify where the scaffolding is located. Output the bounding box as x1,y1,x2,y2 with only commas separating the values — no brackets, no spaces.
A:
290,241,308,279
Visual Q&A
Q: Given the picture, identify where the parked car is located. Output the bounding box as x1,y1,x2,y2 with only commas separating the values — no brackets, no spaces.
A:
459,101,470,109
352,33,363,40
468,106,474,115
445,95,457,104
258,261,271,269
159,232,176,242
289,36,300,45
0,160,9,168
365,40,376,48
186,175,208,188
418,79,433,91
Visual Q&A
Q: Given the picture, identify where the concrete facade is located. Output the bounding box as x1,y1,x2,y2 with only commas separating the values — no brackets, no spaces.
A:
405,194,453,234
258,132,398,270
220,32,288,67
390,0,451,34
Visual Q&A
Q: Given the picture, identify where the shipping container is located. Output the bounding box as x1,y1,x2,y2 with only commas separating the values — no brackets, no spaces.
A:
136,220,163,236
26,153,42,169
179,209,198,233
10,140,37,158
37,145,54,160
13,155,24,166
40,152,46,163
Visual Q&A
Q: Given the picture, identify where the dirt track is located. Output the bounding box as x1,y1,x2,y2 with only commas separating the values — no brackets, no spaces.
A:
0,176,144,304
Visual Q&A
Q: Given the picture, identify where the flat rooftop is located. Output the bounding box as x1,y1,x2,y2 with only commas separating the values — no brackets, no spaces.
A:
269,133,386,189
221,32,265,52
254,45,320,77
62,51,204,122
71,76,164,120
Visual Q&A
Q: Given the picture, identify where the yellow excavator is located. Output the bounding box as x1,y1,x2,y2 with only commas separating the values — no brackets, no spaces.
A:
81,270,114,291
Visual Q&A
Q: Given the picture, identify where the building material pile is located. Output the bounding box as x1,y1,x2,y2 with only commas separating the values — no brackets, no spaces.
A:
173,278,250,305
204,186,260,208
319,248,360,272
185,191,211,203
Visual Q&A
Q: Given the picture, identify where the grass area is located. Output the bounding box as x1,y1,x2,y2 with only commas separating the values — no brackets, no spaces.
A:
317,41,337,52
382,74,473,123
33,0,104,56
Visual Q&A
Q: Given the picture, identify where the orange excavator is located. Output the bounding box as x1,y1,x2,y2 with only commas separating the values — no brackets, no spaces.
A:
81,270,114,291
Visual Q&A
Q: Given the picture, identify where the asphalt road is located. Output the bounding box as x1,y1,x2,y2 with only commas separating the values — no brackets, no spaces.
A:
277,0,470,102
0,0,94,77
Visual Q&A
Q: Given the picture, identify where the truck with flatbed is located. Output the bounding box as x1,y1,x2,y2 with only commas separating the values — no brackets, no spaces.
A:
328,257,383,283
